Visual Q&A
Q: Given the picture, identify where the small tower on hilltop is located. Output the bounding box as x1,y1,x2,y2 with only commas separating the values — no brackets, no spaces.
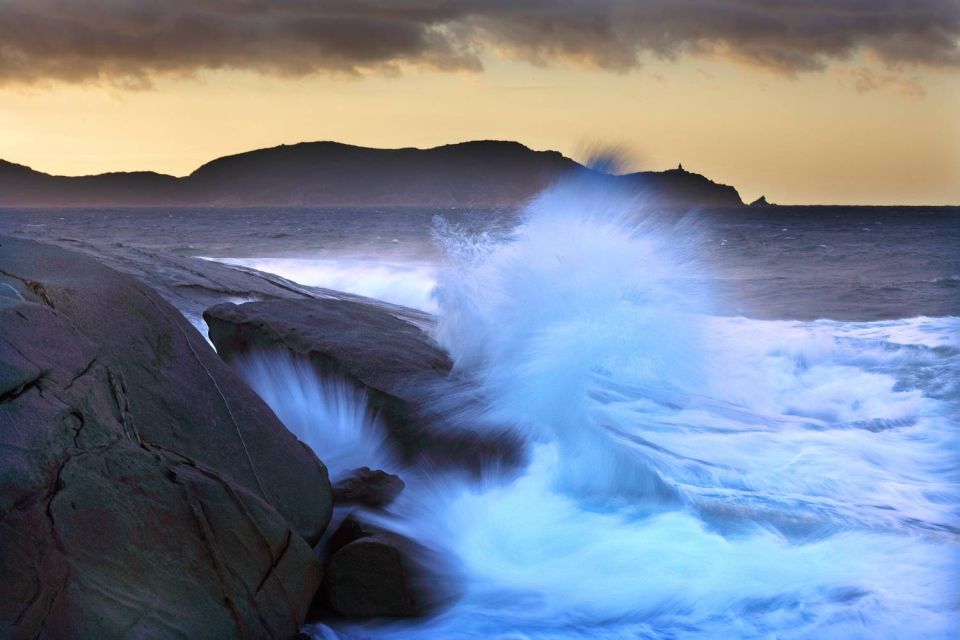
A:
678,162,685,171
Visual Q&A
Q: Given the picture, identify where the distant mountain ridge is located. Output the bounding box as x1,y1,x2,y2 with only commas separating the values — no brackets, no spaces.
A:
0,141,743,208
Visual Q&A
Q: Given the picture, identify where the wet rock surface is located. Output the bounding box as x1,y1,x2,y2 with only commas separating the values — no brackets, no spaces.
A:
0,233,431,340
332,467,405,509
316,515,446,619
322,536,425,618
0,236,332,639
204,298,523,474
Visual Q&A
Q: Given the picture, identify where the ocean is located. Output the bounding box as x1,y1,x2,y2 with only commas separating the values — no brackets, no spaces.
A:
2,190,958,638
2,203,957,320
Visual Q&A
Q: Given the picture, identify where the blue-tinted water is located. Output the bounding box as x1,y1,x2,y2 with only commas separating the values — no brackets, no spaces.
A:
2,204,957,320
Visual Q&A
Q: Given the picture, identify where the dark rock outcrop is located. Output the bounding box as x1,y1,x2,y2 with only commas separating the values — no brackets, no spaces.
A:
204,298,523,474
317,516,443,618
321,537,426,618
332,468,405,509
622,166,743,208
749,195,772,207
1,140,744,208
0,236,333,638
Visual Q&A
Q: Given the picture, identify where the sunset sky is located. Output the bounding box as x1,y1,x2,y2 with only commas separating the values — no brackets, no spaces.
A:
1,1,958,205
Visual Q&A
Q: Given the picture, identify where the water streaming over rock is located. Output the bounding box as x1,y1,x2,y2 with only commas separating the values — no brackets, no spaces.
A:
221,177,958,638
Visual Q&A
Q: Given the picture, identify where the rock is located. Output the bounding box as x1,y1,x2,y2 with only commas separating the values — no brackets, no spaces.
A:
204,298,523,474
332,468,405,508
749,195,772,207
0,236,332,544
0,233,437,346
321,536,424,618
0,236,338,331
323,514,380,556
206,298,451,395
317,516,442,618
0,236,332,638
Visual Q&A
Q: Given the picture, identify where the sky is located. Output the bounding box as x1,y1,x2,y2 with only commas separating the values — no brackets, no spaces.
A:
1,1,959,205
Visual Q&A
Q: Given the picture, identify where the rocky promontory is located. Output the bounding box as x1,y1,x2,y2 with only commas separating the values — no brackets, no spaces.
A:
0,236,333,638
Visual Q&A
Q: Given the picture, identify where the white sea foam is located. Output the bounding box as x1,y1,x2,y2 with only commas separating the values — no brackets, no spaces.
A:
217,256,438,312
231,351,394,479
221,176,959,638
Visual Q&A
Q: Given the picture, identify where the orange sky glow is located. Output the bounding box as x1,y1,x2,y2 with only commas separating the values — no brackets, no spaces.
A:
1,3,958,205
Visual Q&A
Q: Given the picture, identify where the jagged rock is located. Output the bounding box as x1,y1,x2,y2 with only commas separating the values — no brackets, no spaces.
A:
204,298,523,474
749,195,772,207
332,468,405,508
0,236,333,638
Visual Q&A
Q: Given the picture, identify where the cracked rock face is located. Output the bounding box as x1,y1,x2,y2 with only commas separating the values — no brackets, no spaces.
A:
0,236,333,639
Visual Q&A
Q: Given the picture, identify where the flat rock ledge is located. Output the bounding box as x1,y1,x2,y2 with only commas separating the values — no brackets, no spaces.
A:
204,298,523,475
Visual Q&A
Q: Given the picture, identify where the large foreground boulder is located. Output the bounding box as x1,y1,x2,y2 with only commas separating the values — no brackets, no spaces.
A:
0,236,332,638
204,299,522,474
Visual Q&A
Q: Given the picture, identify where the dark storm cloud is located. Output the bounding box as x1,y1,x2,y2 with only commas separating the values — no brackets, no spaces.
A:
1,0,958,86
